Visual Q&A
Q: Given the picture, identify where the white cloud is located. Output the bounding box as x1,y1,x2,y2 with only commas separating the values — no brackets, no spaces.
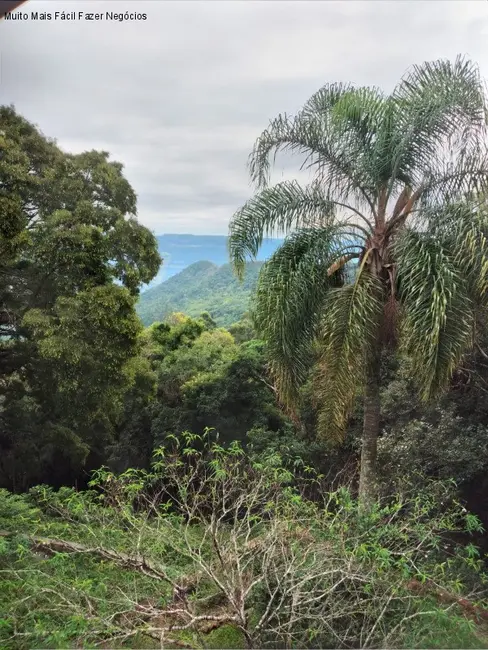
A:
1,0,488,235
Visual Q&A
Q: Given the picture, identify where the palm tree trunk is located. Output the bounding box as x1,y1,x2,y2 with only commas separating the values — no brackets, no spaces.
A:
359,344,381,509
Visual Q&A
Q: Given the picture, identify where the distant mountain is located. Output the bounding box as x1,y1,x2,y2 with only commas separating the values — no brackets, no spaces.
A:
141,234,283,291
136,260,263,327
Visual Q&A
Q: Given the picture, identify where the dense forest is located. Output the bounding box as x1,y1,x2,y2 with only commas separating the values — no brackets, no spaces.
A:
3,56,488,648
137,260,264,326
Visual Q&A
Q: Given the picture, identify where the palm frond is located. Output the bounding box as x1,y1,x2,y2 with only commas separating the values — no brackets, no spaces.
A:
395,56,486,140
395,228,475,400
302,84,385,146
419,150,488,207
454,206,488,301
251,227,354,406
389,56,488,194
248,86,384,213
314,271,384,442
228,180,365,278
425,201,488,302
298,82,356,119
249,83,357,188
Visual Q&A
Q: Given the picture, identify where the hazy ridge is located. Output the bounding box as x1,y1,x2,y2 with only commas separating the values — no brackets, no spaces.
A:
141,234,283,290
137,260,263,326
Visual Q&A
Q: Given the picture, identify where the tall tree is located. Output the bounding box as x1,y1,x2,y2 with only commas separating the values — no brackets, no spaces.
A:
0,106,161,489
228,57,488,506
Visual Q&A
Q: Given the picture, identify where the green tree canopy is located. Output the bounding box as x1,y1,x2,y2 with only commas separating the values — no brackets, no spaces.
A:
135,315,289,455
0,106,161,490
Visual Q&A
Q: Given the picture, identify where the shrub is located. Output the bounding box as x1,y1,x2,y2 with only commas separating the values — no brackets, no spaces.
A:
1,432,487,648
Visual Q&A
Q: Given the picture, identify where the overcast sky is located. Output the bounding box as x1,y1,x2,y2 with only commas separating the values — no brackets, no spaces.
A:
1,0,488,235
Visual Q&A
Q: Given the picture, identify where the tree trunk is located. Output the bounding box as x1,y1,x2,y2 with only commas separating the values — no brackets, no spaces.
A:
359,344,381,509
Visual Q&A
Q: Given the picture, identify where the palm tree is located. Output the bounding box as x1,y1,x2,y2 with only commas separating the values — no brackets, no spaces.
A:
228,57,488,507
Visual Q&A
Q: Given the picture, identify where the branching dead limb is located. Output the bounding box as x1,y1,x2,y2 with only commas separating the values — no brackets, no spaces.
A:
29,535,179,590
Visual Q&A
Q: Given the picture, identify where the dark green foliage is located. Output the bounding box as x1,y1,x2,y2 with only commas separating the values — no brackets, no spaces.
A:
228,314,256,343
0,106,160,490
379,361,488,488
97,312,299,475
137,316,290,463
137,260,263,327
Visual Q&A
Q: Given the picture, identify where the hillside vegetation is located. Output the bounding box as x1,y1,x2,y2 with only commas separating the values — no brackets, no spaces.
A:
143,235,282,289
137,260,263,326
4,57,488,649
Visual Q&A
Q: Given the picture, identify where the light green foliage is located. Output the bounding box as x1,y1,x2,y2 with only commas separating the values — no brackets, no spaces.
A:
0,440,487,648
228,314,255,343
103,312,293,475
154,317,237,398
399,605,488,649
137,260,263,327
23,285,141,374
147,316,288,450
205,625,247,649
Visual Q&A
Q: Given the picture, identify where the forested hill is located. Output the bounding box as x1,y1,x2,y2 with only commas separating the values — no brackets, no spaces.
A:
142,234,282,289
136,260,263,326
